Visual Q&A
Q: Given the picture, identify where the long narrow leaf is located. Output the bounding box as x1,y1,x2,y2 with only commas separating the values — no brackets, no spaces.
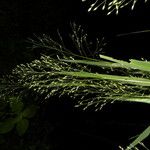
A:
57,71,150,86
130,59,150,72
126,126,150,150
60,59,121,68
110,96,150,104
100,55,131,68
100,55,150,72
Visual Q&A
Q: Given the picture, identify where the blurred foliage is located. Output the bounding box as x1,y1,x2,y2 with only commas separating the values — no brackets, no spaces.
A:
0,96,38,136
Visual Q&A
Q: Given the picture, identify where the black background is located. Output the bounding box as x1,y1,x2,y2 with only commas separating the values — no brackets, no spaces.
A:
1,0,150,71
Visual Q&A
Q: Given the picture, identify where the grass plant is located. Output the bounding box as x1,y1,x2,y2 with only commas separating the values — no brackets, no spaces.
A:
0,24,150,149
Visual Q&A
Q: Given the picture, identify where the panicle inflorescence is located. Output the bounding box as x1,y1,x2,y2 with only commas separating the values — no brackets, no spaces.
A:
3,53,148,110
82,0,148,15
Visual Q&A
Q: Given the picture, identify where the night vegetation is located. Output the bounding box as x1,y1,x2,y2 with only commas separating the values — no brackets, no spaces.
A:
0,0,150,149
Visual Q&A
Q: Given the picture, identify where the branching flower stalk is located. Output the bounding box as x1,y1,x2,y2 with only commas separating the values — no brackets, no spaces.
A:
82,0,149,15
7,53,150,110
1,24,150,149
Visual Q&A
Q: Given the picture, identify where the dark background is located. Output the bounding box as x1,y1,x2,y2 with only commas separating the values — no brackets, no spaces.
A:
0,0,150,149
1,0,150,72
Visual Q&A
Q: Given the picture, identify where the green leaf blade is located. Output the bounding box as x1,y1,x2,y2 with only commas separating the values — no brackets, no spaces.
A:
10,97,24,114
22,105,38,119
57,71,150,86
126,126,150,150
0,118,16,134
16,119,29,136
130,59,150,72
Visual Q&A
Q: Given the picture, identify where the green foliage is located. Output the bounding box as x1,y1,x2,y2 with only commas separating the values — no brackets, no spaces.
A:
0,24,150,149
0,118,16,134
0,96,38,136
20,34,150,149
10,97,24,115
22,105,38,119
5,51,150,111
16,119,29,136
125,126,150,150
